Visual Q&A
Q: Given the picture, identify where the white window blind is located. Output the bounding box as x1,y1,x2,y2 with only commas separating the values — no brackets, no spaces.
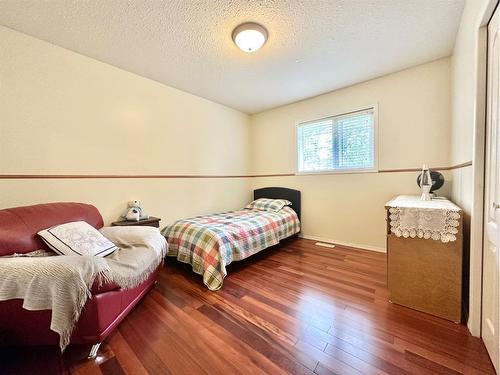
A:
297,108,376,173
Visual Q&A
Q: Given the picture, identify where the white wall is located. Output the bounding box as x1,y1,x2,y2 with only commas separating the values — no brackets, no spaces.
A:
250,58,452,251
0,26,252,224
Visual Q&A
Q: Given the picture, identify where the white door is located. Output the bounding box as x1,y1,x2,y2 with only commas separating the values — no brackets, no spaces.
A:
484,6,500,372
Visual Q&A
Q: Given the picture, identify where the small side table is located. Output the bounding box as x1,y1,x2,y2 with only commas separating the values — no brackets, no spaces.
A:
111,216,161,228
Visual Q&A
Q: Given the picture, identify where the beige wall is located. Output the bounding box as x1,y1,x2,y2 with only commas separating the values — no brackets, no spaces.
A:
450,0,489,213
0,25,457,247
250,58,452,251
449,0,495,337
0,26,252,224
0,4,487,337
0,26,454,252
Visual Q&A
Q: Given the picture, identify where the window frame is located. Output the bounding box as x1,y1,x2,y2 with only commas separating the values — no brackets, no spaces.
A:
295,105,379,175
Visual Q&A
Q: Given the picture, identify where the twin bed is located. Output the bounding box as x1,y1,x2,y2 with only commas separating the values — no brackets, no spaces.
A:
161,187,301,290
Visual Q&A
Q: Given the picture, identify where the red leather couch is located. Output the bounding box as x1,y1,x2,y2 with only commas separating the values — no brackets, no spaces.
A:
0,202,160,356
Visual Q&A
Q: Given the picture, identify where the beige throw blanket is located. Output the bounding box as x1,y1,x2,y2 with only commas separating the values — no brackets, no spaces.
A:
0,226,167,351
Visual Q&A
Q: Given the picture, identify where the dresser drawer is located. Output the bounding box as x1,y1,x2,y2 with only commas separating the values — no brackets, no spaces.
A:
386,232,463,322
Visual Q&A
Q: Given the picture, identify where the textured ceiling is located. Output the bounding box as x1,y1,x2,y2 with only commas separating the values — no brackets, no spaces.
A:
0,0,464,114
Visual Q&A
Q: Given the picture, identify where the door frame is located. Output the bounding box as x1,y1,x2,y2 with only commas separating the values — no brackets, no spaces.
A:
471,0,499,337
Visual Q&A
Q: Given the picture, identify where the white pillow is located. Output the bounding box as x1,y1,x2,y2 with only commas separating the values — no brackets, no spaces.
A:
38,221,118,257
245,198,292,212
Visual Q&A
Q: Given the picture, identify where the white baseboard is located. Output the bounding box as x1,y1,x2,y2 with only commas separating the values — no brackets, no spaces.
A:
298,233,386,253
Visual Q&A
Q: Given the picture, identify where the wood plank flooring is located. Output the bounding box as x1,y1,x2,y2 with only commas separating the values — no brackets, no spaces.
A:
0,238,495,374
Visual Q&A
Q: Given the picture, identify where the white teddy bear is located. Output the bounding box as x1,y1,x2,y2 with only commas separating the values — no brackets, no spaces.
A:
121,200,149,221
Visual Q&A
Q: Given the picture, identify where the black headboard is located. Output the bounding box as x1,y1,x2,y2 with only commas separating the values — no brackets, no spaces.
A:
254,187,301,221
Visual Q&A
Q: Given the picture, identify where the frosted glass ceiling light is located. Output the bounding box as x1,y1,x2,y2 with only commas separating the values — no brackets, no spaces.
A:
232,22,268,53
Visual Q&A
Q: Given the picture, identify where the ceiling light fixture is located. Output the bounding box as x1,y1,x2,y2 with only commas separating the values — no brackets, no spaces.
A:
232,22,268,53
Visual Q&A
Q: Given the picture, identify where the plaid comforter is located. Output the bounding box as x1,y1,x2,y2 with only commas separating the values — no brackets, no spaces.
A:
161,206,300,290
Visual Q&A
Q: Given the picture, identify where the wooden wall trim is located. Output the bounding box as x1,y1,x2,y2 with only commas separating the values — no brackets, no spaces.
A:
378,161,473,173
0,162,472,180
0,173,294,179
0,174,252,179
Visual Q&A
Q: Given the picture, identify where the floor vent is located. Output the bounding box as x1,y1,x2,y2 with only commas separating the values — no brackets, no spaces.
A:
315,242,336,249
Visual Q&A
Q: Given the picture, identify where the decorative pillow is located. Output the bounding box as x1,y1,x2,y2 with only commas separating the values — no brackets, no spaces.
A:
38,221,118,257
245,198,292,212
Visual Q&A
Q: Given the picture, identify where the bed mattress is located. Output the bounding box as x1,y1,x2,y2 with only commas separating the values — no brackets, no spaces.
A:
161,206,300,290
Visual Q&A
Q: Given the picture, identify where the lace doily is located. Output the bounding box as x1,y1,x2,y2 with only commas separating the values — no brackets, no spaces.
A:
386,196,461,243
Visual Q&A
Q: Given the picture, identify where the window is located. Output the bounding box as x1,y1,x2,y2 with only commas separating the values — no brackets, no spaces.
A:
296,108,377,174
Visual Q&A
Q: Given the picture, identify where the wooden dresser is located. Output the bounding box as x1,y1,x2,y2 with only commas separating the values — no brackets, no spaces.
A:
385,196,463,322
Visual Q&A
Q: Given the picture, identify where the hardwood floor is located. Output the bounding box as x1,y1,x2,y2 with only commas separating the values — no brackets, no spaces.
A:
1,238,495,374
